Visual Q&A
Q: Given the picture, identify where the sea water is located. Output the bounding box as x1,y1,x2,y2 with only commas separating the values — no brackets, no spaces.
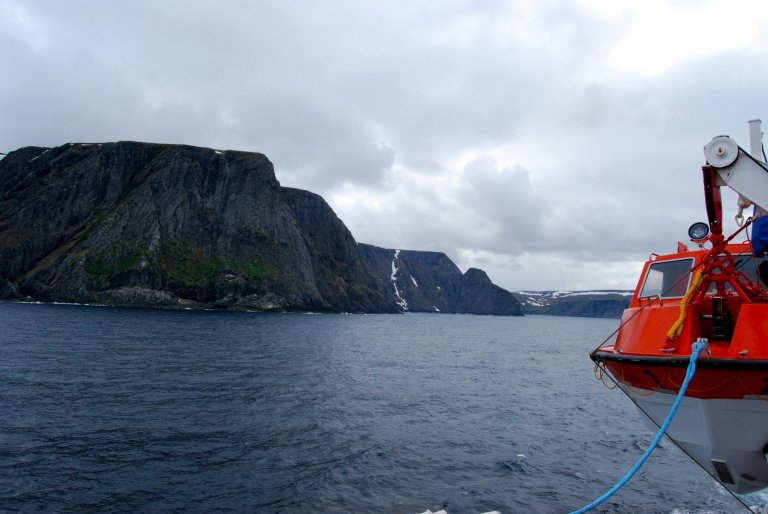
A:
0,302,765,513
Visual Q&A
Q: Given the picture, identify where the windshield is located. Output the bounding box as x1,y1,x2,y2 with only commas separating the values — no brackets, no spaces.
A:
639,258,694,299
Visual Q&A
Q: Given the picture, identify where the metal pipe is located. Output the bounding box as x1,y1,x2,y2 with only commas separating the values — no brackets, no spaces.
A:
749,118,763,162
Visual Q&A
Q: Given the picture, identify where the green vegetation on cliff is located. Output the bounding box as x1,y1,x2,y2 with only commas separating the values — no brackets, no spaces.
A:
159,241,265,287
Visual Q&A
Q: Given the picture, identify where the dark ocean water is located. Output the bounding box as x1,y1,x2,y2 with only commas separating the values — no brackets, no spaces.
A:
0,303,764,513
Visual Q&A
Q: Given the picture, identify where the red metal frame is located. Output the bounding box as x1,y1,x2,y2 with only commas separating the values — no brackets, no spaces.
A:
696,166,768,303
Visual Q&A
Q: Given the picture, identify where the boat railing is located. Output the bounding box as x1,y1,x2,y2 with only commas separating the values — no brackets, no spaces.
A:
638,294,663,307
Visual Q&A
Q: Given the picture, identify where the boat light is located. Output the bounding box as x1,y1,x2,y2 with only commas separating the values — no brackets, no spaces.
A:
688,222,710,241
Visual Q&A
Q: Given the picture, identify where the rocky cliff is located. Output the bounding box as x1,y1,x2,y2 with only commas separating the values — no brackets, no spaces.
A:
359,244,523,315
0,141,521,315
0,142,393,311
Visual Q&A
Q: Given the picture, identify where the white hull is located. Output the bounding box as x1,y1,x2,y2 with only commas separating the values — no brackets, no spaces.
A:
620,385,768,494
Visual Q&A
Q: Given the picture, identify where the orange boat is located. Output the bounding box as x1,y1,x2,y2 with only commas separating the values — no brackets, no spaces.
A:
591,121,768,494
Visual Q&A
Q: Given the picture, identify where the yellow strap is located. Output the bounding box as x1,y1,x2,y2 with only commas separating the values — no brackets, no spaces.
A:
666,270,707,341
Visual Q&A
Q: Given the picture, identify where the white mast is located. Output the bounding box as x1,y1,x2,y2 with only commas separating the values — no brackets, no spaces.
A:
748,119,763,162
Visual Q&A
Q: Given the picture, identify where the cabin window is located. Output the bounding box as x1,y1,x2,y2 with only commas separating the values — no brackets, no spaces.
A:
706,254,768,292
742,255,768,288
639,258,694,299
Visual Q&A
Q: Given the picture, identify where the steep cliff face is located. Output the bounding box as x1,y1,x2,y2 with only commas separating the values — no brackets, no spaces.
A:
0,142,393,311
358,244,523,316
0,141,519,314
281,188,391,312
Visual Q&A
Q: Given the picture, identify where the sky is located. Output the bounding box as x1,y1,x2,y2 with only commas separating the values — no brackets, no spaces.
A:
2,0,768,291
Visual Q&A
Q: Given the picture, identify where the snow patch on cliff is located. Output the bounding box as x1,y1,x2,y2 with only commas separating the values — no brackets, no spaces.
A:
390,250,400,281
29,149,49,162
391,249,408,310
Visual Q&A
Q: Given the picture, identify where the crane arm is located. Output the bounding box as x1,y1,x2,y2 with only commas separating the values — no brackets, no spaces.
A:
704,135,768,213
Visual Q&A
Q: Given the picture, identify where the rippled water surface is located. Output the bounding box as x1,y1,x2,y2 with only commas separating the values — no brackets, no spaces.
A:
1,303,764,513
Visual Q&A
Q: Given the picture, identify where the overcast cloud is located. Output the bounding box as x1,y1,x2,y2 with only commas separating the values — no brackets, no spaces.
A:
3,0,768,291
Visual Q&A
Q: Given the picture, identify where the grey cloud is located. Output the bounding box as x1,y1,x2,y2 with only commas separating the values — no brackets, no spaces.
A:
2,0,768,290
456,158,550,251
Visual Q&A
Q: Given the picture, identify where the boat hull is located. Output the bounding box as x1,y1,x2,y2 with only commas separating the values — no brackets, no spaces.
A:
618,381,768,494
591,295,768,492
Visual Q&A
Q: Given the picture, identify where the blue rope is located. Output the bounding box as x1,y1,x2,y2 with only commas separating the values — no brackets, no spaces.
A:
570,339,708,514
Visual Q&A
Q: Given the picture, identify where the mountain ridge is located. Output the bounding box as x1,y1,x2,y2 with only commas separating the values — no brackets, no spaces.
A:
512,290,632,318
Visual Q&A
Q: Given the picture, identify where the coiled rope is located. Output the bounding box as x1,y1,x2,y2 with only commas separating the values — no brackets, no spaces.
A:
569,339,707,514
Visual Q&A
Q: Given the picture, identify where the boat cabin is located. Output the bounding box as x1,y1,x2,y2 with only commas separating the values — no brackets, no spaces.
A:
616,242,768,358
